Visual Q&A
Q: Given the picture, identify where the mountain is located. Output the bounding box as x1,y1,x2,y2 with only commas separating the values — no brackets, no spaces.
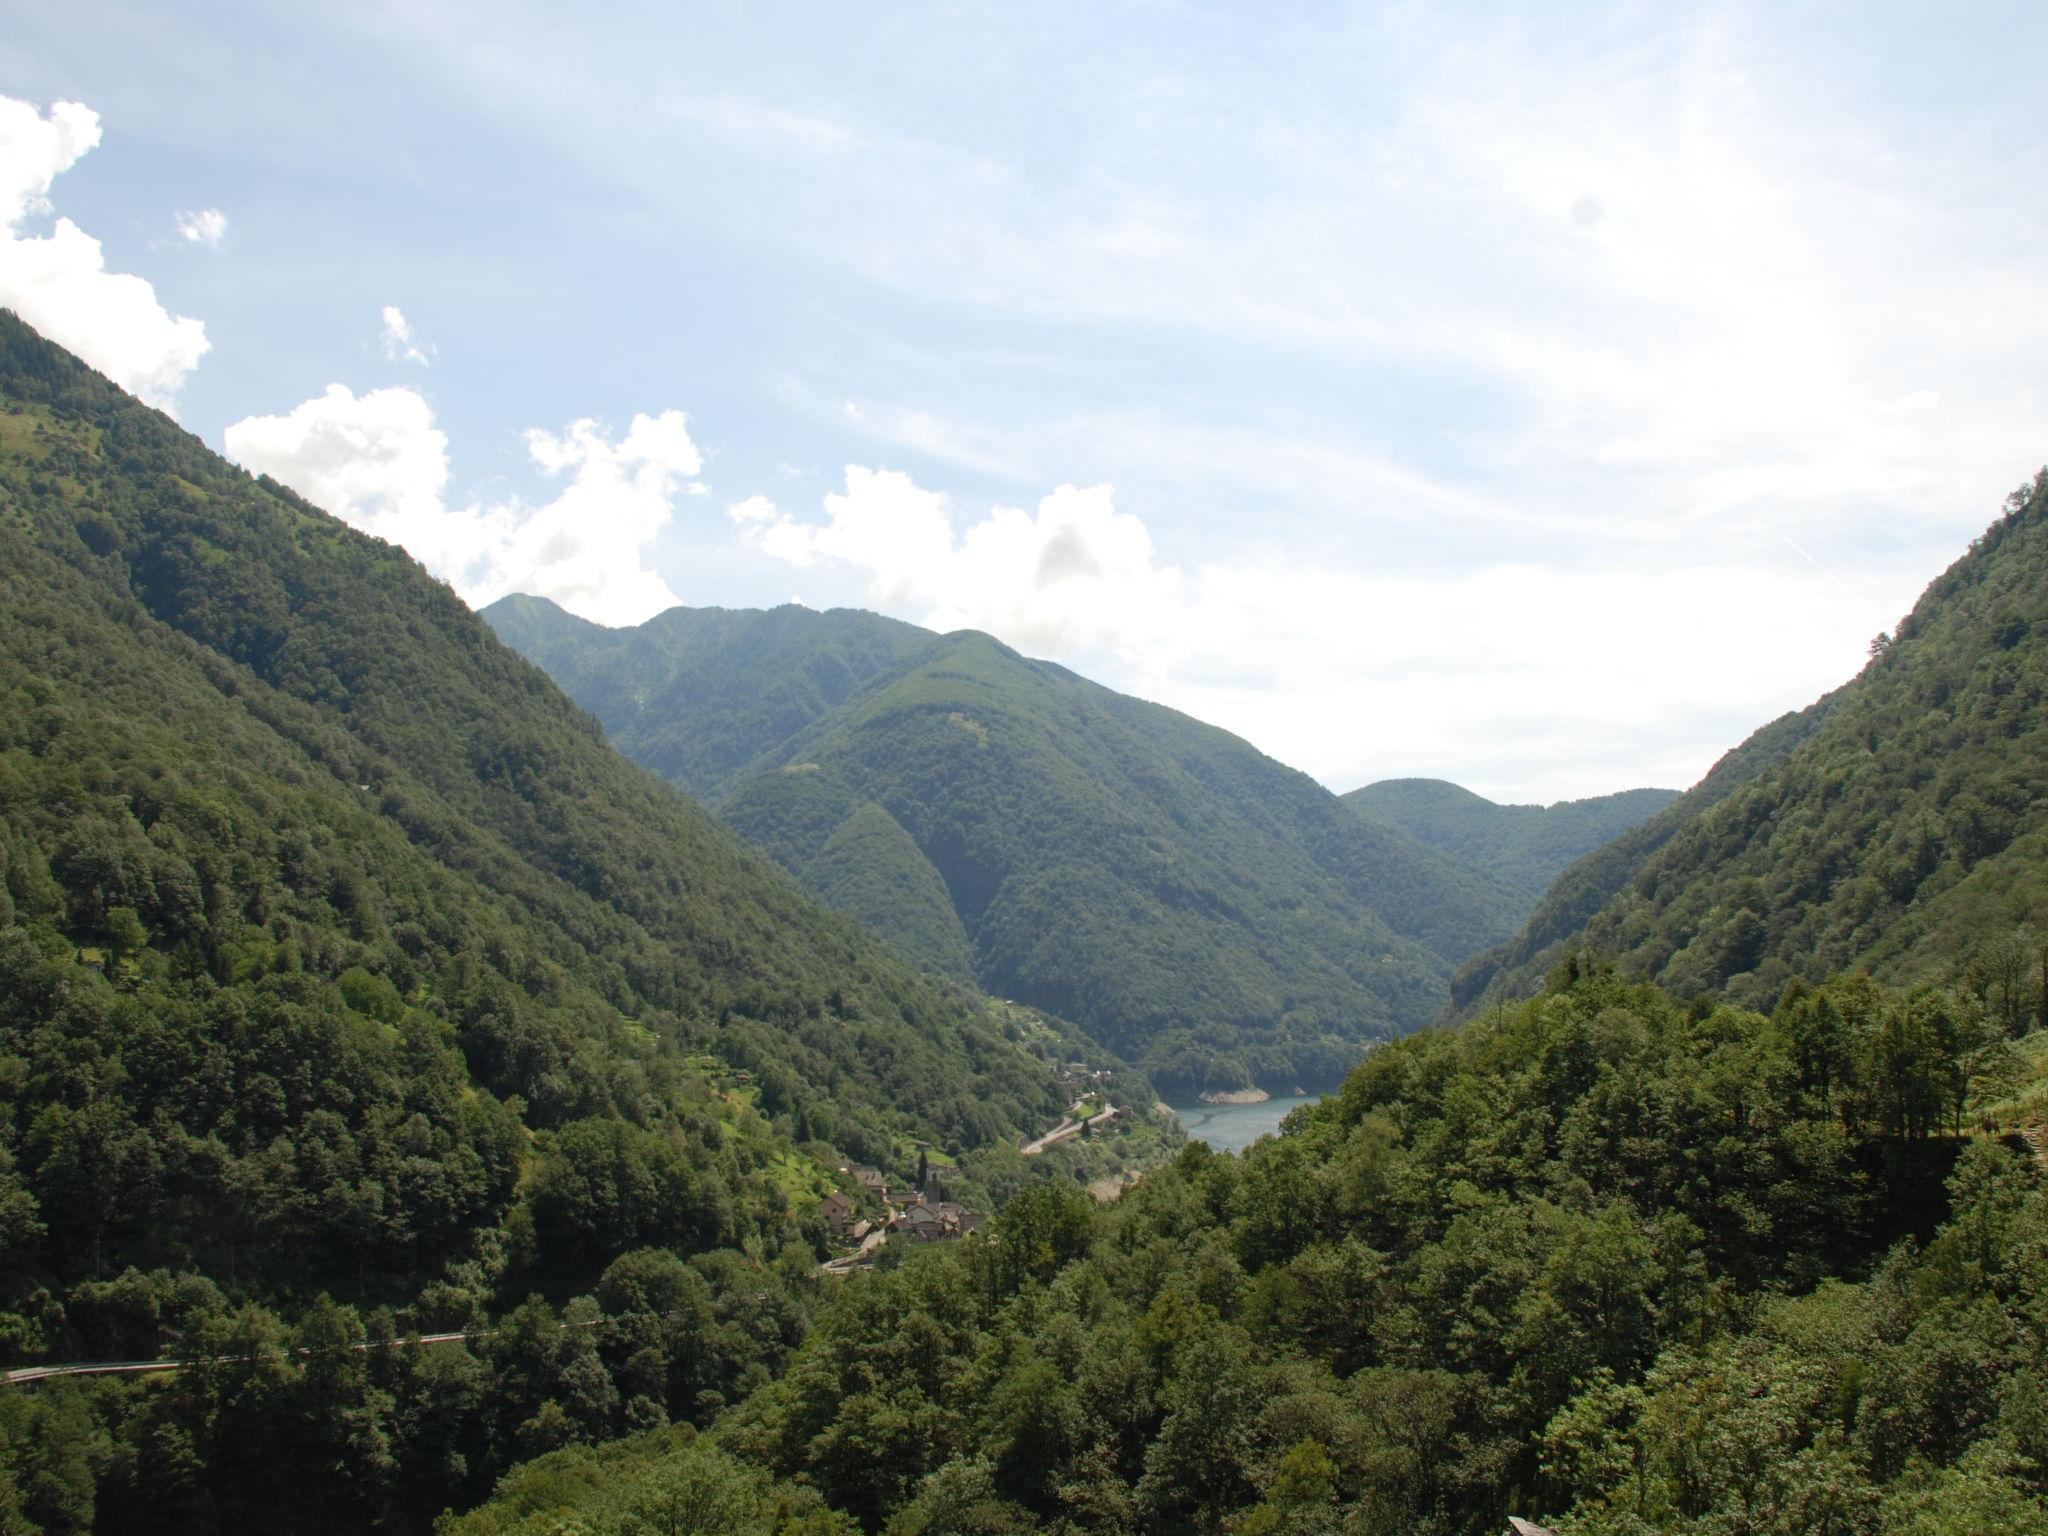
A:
0,310,1152,1318
485,597,1528,1094
454,963,2042,1536
1446,702,1836,1011
1456,468,2048,1015
480,596,937,802
1342,778,1678,902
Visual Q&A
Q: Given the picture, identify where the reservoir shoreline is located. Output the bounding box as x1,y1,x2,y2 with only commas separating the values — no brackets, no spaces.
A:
1170,1093,1319,1153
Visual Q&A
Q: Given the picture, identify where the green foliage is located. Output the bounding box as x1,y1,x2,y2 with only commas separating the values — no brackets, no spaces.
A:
1453,702,1838,1013
0,314,1161,1531
734,787,976,983
1461,471,2048,1018
445,966,2035,1536
490,600,1531,1094
433,1427,829,1536
1343,779,1677,905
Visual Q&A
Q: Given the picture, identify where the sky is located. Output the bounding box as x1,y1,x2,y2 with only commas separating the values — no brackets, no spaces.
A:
3,1,2045,803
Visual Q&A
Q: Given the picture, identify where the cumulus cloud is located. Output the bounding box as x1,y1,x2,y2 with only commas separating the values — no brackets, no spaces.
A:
175,208,227,248
735,468,1184,659
737,464,1892,803
379,305,430,366
225,385,697,624
0,95,209,407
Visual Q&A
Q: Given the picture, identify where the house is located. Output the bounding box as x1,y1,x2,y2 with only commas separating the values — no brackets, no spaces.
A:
820,1191,855,1235
890,1200,937,1234
892,1199,982,1242
841,1164,889,1201
1084,1104,1128,1135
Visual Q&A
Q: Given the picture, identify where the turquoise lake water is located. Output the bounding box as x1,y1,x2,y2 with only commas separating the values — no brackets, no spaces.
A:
1168,1094,1319,1153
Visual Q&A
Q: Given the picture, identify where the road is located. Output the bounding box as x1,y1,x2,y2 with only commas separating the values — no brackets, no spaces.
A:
1021,1102,1125,1157
819,1226,891,1276
1019,1116,1081,1156
9,1329,494,1389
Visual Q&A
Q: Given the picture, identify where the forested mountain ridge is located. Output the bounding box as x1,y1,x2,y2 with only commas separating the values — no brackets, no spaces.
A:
1449,699,1839,1012
0,311,1112,1164
1341,778,1677,902
487,597,1528,1095
6,307,2045,1534
451,961,2048,1534
0,311,1184,1530
481,595,938,803
1459,469,2048,1017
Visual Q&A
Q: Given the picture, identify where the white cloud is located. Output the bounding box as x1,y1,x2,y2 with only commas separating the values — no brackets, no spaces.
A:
225,385,697,624
738,464,1902,803
379,304,429,366
0,95,209,407
736,467,1179,663
175,207,227,248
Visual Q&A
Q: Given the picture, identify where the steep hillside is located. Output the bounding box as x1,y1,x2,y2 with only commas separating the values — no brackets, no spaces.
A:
0,312,1131,1331
483,594,937,800
457,965,2044,1536
1343,778,1677,900
1460,469,2048,1014
489,598,1526,1094
797,798,977,982
1447,700,1837,1011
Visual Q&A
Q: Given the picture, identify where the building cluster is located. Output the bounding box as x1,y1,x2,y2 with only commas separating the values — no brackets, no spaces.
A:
818,1161,984,1272
893,1197,984,1242
1052,1059,1114,1096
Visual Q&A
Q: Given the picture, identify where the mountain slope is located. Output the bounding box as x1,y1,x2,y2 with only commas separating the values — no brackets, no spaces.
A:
1449,701,1840,1012
1459,468,2048,1014
483,594,938,801
1342,778,1677,901
457,965,2034,1536
0,311,1118,1315
487,597,1526,1093
708,757,999,984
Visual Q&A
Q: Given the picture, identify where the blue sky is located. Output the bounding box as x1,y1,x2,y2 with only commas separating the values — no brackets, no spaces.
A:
3,1,2045,801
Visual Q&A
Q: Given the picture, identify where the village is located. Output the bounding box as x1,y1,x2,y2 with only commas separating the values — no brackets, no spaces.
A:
817,1073,1137,1275
816,1156,985,1276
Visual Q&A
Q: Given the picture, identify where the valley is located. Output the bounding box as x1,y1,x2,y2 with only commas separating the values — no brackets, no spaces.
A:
485,597,1674,1098
4,9,2044,1531
3,328,2047,1535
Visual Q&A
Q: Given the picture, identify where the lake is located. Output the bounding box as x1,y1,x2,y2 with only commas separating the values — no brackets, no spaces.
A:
1169,1094,1320,1153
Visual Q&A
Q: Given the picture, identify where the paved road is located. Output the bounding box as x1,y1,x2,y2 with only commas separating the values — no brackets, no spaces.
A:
1019,1117,1081,1156
1021,1103,1125,1157
9,1329,477,1388
819,1227,891,1276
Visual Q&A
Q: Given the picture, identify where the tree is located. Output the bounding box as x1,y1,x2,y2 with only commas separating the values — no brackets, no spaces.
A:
104,906,147,967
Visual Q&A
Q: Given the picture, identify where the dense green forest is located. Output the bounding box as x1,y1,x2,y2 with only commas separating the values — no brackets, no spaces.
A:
479,597,937,806
1342,780,1677,906
441,959,2048,1534
1458,470,2048,1019
0,315,1166,1531
1450,703,1839,1014
488,599,1538,1095
9,309,2048,1536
